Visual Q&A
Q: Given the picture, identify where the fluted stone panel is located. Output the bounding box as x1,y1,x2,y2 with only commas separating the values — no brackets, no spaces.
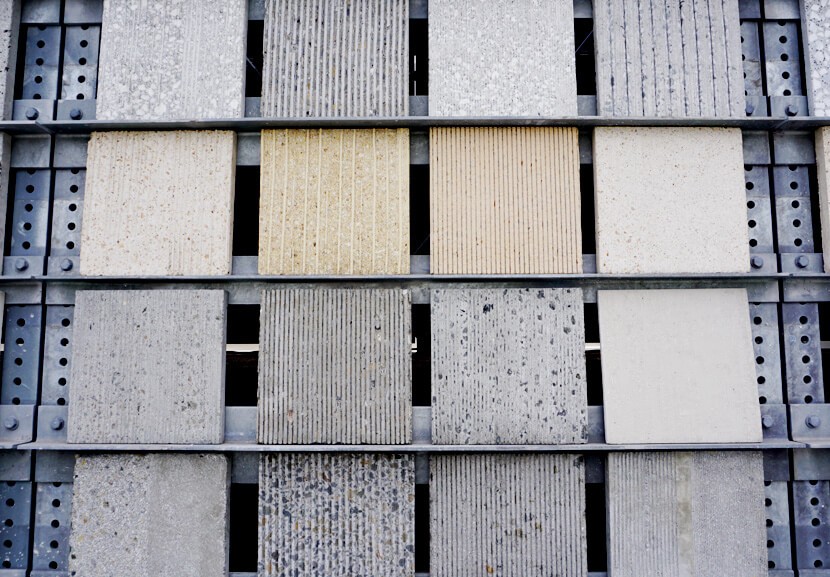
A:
815,128,830,271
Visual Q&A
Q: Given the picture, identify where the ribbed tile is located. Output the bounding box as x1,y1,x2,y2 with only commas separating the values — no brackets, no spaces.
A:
80,131,236,276
594,0,744,117
259,453,415,577
816,128,830,271
70,454,229,577
259,128,409,274
262,0,408,117
97,0,246,120
803,0,830,115
431,288,587,444
431,454,586,577
430,127,582,274
258,289,412,444
607,452,766,577
68,290,226,444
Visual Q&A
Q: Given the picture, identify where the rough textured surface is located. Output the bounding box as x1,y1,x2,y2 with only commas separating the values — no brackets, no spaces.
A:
816,128,830,271
0,1,19,119
803,0,830,115
594,127,748,274
431,288,587,444
70,454,229,577
262,0,408,117
68,290,226,444
594,0,744,117
428,0,576,116
607,451,766,577
97,0,246,120
430,127,582,274
431,454,586,577
81,131,236,276
0,135,9,260
598,289,762,444
259,453,414,577
258,289,412,444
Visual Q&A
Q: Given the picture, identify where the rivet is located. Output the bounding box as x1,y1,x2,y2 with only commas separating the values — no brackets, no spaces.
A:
60,258,73,272
14,258,28,272
796,255,810,269
786,104,799,116
762,415,774,429
746,103,755,115
50,417,64,431
751,256,764,269
69,108,83,120
3,417,18,431
24,107,38,120
807,415,822,429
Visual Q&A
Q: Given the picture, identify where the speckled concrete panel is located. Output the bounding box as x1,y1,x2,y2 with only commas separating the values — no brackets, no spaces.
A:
262,0,408,117
430,127,582,274
0,1,19,119
598,289,762,444
97,0,246,120
594,127,748,274
68,290,226,444
259,453,414,577
81,131,236,276
70,454,229,577
259,129,409,274
431,288,587,444
607,452,766,577
816,128,830,270
431,454,586,577
803,0,830,115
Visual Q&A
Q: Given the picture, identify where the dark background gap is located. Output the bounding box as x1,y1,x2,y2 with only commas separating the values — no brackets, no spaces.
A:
410,165,430,256
228,484,258,573
414,484,430,572
246,20,263,98
412,304,431,406
233,167,260,257
574,19,596,96
584,303,603,406
580,164,595,255
585,482,607,572
226,305,260,407
409,19,428,96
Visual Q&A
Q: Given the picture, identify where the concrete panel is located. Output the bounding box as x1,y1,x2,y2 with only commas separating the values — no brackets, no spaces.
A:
259,453,414,577
594,127,749,274
70,454,229,577
431,288,587,444
262,0,408,117
803,0,830,115
594,0,744,117
68,290,226,444
607,451,766,577
259,129,409,274
816,128,830,270
598,289,762,444
80,131,236,276
428,0,576,116
0,1,19,119
97,0,246,120
430,127,582,274
258,289,412,444
0,135,10,260
431,454,586,577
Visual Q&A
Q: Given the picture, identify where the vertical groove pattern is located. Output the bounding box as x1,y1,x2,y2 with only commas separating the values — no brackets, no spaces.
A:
803,0,830,116
429,127,582,274
258,289,412,444
259,129,409,275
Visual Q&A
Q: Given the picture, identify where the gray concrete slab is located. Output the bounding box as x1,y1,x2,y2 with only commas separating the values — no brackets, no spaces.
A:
0,1,19,119
803,0,830,115
815,128,830,272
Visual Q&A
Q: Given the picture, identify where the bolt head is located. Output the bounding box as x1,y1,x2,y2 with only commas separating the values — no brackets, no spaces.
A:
13,258,28,272
807,415,822,429
751,256,764,269
3,417,18,431
786,104,799,116
69,108,83,120
60,258,73,271
796,255,810,269
24,107,38,120
50,417,64,431
746,103,755,115
762,415,775,429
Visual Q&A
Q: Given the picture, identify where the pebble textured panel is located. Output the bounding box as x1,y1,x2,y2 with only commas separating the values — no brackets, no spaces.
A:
430,127,582,274
607,451,766,577
96,0,246,120
431,454,586,577
803,0,830,115
431,288,587,444
258,289,412,444
259,453,415,577
594,0,744,117
80,131,236,276
68,290,226,444
816,128,830,271
262,0,408,117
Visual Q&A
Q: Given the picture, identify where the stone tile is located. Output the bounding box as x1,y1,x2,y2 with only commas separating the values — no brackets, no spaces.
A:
594,127,749,274
68,290,226,444
80,131,236,276
598,289,762,444
0,1,19,119
803,0,830,115
816,128,830,271
431,288,587,444
70,454,229,577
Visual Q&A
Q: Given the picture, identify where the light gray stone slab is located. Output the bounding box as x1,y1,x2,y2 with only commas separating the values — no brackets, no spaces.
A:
598,289,762,444
259,453,414,577
431,288,587,444
70,453,230,577
803,0,830,115
817,128,830,271
428,0,576,116
0,1,19,119
607,451,766,577
68,290,227,444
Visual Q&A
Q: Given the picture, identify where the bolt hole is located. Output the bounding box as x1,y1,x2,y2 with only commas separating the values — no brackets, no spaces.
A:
813,497,821,506
746,181,755,190
795,238,803,247
58,377,66,386
3,519,11,527
781,53,789,61
759,396,767,404
78,75,86,83
57,397,65,405
50,519,59,528
4,500,12,508
68,203,77,211
757,376,766,384
756,356,765,364
794,219,802,228
78,57,86,65
60,338,68,346
24,204,32,212
36,40,44,48
755,336,763,344
11,398,19,405
21,241,30,250
61,318,70,327
66,241,74,250
1,560,9,568
807,395,815,403
793,200,801,208
35,57,43,66
813,518,821,526
48,561,57,570
805,375,813,384
22,222,31,231
748,220,757,229
754,316,763,325
51,499,60,508
12,378,20,386
34,75,42,84
783,89,792,96
768,539,775,547
747,200,756,209
817,560,825,568
33,94,40,100
804,355,812,364
76,93,85,100
67,222,76,231
14,338,22,346
13,358,21,366
815,539,823,547
59,358,67,366
16,318,25,327
25,184,33,193
803,336,811,343
1,540,9,548
749,239,758,247
50,540,58,549
80,39,88,48
800,316,809,324
783,71,791,79
69,184,78,193
766,518,773,527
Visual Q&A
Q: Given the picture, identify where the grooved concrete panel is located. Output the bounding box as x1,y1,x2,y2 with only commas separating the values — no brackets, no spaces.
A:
259,129,409,275
430,127,582,274
97,0,246,120
803,0,830,115
262,0,408,117
594,0,744,117
607,452,766,577
70,454,229,577
431,454,586,577
81,131,236,276
0,1,19,119
431,288,587,444
258,289,412,444
594,127,748,274
598,289,762,444
816,128,830,271
428,0,576,116
68,290,226,444
259,453,414,577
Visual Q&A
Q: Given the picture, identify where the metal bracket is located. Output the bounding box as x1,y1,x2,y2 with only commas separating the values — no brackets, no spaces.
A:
47,169,83,277
767,480,794,571
40,306,73,406
791,405,830,445
0,406,34,447
1,305,43,406
34,406,65,443
794,480,830,572
0,480,32,574
31,481,71,576
782,303,824,404
751,303,784,404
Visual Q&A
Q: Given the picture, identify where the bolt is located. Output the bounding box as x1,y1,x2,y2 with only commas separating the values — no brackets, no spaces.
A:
807,415,822,429
24,107,38,120
796,255,810,269
3,417,18,431
50,417,64,431
13,258,28,272
762,415,775,429
69,108,83,120
751,256,764,269
746,103,755,115
786,103,799,116
60,258,73,272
